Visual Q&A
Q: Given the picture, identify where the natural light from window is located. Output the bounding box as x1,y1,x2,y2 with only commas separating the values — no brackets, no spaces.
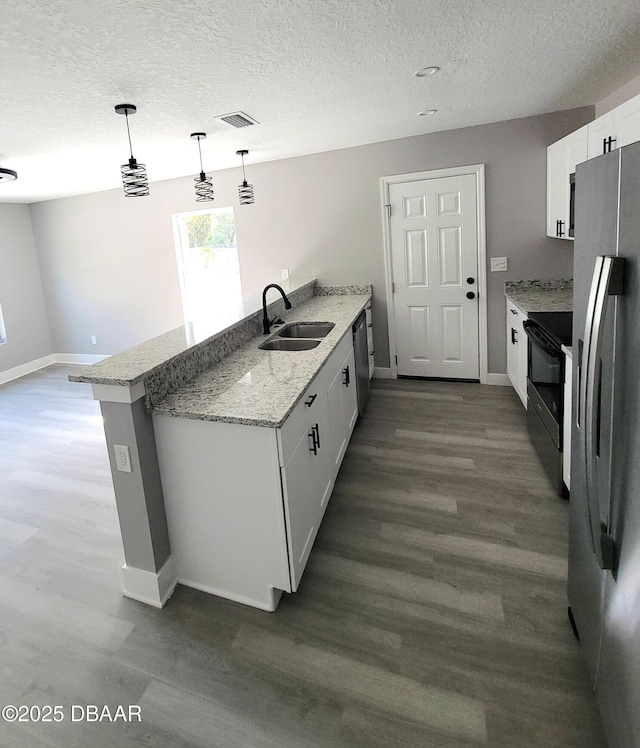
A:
172,207,244,336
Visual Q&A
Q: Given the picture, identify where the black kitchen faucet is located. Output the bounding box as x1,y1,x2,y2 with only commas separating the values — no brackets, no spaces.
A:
262,283,292,335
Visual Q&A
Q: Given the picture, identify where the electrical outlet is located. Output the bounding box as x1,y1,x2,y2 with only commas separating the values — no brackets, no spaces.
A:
114,444,132,473
491,257,508,272
280,268,290,281
91,335,97,345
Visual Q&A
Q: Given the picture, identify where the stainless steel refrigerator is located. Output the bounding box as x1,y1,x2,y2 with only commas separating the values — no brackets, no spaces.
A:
568,139,640,747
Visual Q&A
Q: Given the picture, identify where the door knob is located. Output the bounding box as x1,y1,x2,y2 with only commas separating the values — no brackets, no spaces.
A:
466,277,475,284
466,291,476,299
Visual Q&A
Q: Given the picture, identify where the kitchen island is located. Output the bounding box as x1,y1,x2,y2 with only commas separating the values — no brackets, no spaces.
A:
70,279,372,610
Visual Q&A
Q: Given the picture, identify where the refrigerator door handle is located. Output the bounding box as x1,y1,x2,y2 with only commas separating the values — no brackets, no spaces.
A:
582,255,624,570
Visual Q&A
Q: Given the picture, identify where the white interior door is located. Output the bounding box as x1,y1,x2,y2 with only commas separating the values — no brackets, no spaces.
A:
389,174,480,379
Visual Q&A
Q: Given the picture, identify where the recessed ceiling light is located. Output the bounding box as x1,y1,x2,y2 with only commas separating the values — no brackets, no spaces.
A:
413,66,440,77
418,109,438,116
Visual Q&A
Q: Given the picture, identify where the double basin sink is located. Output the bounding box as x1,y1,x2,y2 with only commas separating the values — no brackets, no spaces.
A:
259,322,335,351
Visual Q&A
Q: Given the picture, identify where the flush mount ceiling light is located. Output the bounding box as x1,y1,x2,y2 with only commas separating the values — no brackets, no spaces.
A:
418,109,438,116
114,103,149,197
190,132,214,202
0,167,17,183
413,66,440,77
236,149,254,205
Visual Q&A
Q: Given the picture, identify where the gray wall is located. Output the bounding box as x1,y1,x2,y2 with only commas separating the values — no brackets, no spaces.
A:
0,203,53,373
29,106,593,373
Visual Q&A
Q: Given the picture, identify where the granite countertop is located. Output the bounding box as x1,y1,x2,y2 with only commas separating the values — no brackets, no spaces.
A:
69,278,318,387
153,293,370,427
505,279,573,313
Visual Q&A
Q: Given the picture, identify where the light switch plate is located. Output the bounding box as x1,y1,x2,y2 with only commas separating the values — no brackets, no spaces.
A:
114,444,132,473
280,268,290,281
491,257,508,272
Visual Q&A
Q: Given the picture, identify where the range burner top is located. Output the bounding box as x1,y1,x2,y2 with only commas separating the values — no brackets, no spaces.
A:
527,311,573,347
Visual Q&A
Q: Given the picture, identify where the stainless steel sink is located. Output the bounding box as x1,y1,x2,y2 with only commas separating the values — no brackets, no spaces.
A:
259,338,321,351
277,322,335,338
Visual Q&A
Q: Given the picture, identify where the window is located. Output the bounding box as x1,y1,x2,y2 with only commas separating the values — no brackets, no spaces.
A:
172,207,243,331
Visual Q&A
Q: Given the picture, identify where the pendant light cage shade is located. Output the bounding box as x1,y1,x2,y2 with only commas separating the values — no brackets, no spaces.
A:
236,149,255,205
115,103,149,197
194,172,214,201
121,158,150,197
239,179,255,205
191,133,214,202
0,167,18,183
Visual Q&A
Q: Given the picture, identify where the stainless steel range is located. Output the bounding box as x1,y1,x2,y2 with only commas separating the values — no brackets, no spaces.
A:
523,311,572,496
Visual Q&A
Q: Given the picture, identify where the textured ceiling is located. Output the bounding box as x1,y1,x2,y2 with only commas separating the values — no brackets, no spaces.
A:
1,0,639,202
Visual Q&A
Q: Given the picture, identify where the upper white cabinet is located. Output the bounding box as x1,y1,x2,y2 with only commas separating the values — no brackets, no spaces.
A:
587,110,616,159
587,96,640,159
546,126,588,240
548,92,640,239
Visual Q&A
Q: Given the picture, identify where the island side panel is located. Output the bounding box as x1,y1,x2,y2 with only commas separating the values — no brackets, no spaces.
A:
153,414,291,611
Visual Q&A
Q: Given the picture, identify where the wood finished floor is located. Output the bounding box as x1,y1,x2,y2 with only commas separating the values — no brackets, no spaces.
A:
0,366,606,747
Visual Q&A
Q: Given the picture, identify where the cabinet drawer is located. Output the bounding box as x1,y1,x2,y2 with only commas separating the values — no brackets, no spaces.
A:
277,332,352,466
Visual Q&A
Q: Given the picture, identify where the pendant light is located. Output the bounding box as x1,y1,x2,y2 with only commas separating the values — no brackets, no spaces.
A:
190,132,214,201
114,103,149,197
0,167,17,183
236,149,254,205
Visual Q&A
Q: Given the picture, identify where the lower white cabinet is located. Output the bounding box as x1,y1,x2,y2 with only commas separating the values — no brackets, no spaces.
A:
506,299,528,408
563,353,572,491
327,346,358,479
281,395,332,590
153,331,358,610
366,303,374,378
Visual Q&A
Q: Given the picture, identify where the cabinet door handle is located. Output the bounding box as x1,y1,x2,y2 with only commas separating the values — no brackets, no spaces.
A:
510,308,518,315
558,220,565,237
304,393,317,407
511,328,518,344
367,323,373,328
308,427,318,455
343,366,350,387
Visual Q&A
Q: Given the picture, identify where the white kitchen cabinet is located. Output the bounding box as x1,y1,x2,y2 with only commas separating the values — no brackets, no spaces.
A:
327,346,358,482
587,96,640,159
281,395,332,590
153,331,357,610
506,299,528,409
366,303,374,378
587,110,616,159
546,125,588,239
563,352,572,492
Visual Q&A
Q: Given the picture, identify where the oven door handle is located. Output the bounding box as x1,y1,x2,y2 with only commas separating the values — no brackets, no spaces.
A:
522,321,561,357
580,255,623,571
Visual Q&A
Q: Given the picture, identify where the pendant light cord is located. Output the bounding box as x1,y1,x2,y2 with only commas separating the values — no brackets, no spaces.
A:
124,112,134,159
197,136,204,172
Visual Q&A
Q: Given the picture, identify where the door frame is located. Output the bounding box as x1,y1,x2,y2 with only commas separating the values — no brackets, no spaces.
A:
380,164,488,383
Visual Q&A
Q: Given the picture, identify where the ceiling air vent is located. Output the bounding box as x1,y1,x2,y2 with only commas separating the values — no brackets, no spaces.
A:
215,111,259,129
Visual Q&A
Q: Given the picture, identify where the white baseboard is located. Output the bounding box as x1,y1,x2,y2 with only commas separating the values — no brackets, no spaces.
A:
0,352,110,386
178,578,282,612
373,367,392,379
54,353,110,365
121,556,177,609
485,373,511,386
0,354,57,385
